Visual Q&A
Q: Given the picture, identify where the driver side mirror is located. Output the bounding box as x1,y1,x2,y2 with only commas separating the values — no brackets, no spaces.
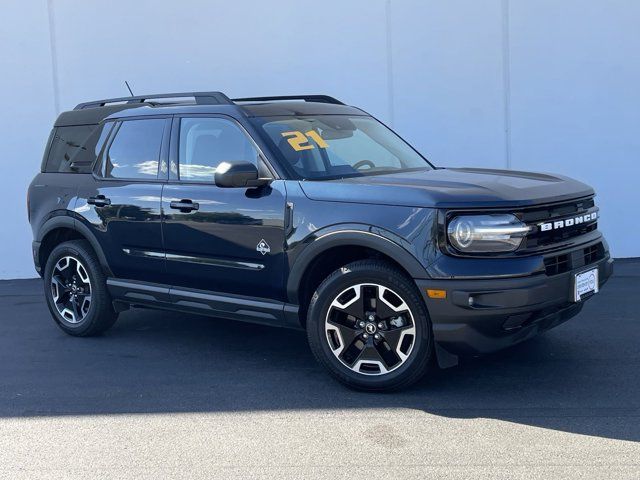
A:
214,161,271,188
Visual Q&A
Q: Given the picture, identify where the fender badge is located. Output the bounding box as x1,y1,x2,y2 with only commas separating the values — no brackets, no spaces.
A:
257,239,270,255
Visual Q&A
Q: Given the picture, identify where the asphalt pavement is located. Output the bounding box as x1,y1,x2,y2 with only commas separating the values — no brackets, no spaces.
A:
0,260,638,479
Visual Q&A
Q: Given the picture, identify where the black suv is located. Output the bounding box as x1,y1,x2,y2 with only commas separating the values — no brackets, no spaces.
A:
28,91,612,390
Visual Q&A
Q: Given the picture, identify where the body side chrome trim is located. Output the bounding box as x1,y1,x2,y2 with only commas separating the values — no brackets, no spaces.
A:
122,247,265,271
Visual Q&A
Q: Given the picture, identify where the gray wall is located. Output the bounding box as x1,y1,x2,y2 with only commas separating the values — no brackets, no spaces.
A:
1,0,638,278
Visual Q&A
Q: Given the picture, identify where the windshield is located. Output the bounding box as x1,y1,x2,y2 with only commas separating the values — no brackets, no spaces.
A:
251,115,432,180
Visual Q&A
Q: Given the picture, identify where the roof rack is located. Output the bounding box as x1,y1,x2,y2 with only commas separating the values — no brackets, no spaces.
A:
232,95,344,105
74,91,233,110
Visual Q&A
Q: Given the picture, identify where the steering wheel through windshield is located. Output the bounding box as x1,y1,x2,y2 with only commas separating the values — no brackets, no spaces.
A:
353,159,375,171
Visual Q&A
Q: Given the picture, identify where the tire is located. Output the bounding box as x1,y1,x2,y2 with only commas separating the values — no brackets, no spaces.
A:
43,240,118,336
306,260,433,391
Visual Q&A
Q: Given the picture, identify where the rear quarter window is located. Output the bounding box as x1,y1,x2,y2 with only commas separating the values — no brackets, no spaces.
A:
43,124,110,174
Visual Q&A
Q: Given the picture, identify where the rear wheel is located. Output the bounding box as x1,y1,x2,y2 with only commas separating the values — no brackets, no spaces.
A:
44,240,118,336
306,260,433,391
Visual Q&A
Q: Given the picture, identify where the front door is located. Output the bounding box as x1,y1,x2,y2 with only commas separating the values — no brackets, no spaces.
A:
161,115,286,300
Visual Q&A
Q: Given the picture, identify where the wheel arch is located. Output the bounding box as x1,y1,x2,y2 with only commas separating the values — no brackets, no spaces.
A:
37,216,112,276
287,227,427,326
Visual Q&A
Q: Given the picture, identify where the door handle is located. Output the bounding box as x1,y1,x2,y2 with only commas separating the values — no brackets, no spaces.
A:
170,199,199,213
87,195,111,207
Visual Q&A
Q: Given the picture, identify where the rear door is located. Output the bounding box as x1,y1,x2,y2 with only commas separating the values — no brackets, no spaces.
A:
75,116,170,282
161,115,287,300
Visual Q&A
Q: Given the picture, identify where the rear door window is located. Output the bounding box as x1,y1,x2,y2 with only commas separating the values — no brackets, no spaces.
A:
101,119,166,180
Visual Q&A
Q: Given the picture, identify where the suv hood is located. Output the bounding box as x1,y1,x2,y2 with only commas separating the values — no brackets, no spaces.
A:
298,168,594,209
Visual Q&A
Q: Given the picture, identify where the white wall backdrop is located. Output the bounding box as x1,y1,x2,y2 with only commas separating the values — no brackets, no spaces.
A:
0,0,638,278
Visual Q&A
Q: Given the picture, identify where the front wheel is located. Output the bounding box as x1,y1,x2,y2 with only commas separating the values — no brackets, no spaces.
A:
306,260,433,391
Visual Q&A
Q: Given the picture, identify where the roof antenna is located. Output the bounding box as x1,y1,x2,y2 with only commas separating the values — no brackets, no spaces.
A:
124,81,134,97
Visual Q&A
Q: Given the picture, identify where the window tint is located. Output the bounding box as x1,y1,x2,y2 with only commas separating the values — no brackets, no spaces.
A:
44,124,108,173
102,119,165,179
178,118,259,182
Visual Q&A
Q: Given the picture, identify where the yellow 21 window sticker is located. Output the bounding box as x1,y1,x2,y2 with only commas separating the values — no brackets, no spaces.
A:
281,130,329,151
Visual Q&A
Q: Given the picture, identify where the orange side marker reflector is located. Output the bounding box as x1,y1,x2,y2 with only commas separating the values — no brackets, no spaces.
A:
427,289,447,299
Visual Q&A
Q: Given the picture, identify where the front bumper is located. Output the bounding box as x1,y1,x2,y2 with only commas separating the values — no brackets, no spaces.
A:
416,254,613,358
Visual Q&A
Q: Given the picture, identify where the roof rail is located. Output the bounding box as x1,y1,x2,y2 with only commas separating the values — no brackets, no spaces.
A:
232,95,344,105
74,91,233,110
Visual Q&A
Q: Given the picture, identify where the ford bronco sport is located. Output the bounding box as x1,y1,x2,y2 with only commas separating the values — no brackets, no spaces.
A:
28,92,613,390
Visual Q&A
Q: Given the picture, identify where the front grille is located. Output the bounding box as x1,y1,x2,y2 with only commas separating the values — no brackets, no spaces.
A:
520,197,598,250
544,242,605,276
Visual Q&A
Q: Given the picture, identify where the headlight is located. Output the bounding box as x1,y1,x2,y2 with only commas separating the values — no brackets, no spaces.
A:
447,214,531,253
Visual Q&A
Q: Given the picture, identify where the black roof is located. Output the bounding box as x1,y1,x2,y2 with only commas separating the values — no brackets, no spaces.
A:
238,101,363,117
55,104,149,127
54,92,365,127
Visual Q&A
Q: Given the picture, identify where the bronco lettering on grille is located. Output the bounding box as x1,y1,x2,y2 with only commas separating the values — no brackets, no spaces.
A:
540,212,598,232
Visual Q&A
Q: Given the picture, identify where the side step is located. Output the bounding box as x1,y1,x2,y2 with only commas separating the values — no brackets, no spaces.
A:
106,278,301,330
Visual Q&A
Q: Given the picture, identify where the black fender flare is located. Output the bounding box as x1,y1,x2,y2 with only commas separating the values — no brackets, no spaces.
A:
36,215,113,276
286,225,428,304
